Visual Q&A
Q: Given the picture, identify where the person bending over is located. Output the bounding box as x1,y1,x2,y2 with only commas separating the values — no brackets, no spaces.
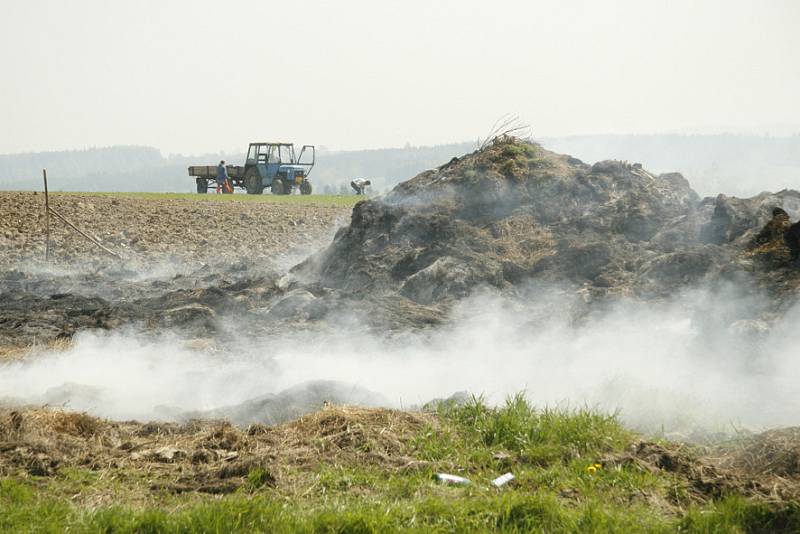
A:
350,178,371,195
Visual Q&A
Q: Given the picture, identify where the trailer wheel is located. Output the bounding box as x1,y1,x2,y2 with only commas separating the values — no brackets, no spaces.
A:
300,180,312,195
196,178,208,194
244,170,264,195
271,179,284,195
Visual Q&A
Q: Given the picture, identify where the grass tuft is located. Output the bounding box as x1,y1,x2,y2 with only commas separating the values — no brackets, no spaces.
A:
432,394,630,465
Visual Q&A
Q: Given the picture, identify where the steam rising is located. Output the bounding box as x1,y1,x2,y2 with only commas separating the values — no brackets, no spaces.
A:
2,282,797,436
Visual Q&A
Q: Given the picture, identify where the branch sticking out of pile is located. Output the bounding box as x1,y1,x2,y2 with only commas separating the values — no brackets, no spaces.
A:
478,114,532,150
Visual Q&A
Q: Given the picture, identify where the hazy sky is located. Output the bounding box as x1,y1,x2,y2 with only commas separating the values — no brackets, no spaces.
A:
1,0,799,155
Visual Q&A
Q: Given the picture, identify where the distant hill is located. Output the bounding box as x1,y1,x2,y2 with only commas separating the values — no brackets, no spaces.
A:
0,147,237,193
1,135,798,197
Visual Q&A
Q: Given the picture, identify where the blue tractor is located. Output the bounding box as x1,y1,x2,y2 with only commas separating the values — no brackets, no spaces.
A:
242,142,315,195
189,142,315,195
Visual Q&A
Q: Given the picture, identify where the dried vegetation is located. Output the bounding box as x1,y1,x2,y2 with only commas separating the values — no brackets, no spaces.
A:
0,405,433,503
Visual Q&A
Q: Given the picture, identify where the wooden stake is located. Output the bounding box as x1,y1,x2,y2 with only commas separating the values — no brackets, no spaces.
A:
43,169,51,261
48,207,121,258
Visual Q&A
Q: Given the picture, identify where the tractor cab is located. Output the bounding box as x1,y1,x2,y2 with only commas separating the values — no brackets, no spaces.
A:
243,142,315,195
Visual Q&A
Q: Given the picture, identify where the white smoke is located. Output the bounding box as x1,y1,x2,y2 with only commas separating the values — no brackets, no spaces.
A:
2,281,798,437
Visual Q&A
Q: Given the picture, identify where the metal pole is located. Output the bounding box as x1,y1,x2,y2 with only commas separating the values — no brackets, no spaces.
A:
43,169,50,261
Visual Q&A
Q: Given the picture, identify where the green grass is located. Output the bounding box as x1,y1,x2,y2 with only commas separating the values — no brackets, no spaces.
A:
2,396,797,533
3,481,790,534
47,191,362,207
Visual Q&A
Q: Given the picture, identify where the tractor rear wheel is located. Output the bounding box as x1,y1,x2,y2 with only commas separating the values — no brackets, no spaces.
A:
271,179,284,195
244,170,264,195
196,178,208,194
245,175,263,195
300,180,312,195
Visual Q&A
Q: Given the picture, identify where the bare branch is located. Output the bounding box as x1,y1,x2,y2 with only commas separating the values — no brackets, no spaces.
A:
478,115,532,149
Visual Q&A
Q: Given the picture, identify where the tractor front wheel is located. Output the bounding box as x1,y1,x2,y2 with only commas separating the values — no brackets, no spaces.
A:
300,180,312,195
271,179,284,195
244,171,264,195
196,178,208,194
